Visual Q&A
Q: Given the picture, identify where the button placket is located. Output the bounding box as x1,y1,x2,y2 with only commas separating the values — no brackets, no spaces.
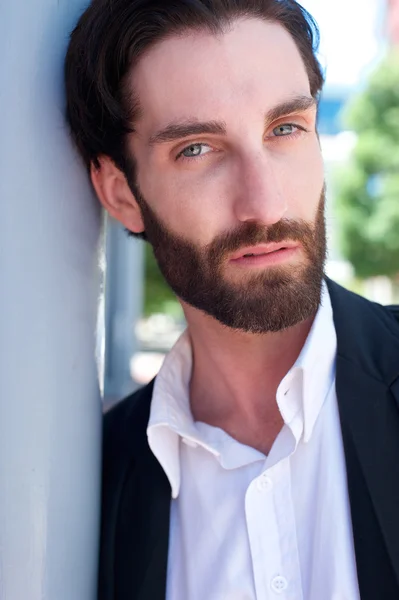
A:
246,468,282,599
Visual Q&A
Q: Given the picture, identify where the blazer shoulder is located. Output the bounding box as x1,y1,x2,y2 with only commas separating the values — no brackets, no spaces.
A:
327,278,399,384
358,292,399,339
327,278,399,339
103,379,155,461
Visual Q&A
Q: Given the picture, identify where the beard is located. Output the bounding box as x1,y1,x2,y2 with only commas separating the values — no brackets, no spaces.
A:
132,183,327,334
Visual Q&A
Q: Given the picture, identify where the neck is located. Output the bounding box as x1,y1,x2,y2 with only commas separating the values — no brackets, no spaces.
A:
183,303,316,453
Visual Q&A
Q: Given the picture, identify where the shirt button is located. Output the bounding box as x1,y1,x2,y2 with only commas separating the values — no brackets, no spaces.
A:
271,575,288,593
256,474,273,491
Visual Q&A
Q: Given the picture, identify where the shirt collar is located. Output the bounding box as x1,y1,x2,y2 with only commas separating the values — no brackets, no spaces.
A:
300,280,337,441
147,331,220,498
147,280,337,498
276,281,337,443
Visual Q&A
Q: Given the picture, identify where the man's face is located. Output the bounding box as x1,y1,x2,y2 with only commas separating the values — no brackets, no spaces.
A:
121,18,326,332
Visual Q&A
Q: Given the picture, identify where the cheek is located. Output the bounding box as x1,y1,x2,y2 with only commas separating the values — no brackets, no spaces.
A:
140,166,228,245
283,140,324,219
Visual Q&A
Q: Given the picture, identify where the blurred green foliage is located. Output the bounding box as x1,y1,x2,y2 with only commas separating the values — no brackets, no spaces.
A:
335,51,399,278
143,242,182,317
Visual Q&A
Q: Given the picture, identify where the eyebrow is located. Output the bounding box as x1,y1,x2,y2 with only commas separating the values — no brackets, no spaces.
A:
148,120,227,146
265,94,317,124
148,94,316,147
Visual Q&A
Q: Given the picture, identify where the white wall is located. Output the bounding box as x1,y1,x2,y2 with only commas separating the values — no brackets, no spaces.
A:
0,1,102,598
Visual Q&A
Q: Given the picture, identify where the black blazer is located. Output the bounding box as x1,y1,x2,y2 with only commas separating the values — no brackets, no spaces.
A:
98,279,399,600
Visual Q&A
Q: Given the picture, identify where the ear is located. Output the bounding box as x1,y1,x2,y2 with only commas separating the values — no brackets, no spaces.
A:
90,156,144,234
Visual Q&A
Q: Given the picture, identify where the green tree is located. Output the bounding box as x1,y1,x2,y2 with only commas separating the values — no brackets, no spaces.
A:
335,51,399,279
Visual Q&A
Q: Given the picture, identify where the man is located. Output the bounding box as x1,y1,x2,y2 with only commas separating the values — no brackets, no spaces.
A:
65,1,399,599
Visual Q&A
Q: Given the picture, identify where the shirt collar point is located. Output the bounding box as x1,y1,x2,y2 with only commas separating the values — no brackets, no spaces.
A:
171,483,180,499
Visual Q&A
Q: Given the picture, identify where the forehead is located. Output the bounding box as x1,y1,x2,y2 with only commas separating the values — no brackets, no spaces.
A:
130,18,311,130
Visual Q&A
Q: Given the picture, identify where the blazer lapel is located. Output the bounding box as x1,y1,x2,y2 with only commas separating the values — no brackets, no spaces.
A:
111,381,171,600
328,279,399,598
133,443,171,600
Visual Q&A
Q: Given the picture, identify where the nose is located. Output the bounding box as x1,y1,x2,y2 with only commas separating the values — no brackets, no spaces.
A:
232,151,288,225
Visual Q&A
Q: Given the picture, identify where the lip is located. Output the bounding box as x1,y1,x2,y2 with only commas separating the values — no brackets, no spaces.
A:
229,246,300,268
229,242,299,262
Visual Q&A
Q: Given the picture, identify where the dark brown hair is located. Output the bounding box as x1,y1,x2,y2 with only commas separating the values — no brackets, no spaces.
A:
65,0,324,173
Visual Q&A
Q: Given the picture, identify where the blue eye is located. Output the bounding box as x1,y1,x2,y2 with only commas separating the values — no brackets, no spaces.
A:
273,124,298,137
178,143,211,160
182,144,203,157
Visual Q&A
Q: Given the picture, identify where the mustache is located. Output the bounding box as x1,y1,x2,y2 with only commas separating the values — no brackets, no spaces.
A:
208,218,315,264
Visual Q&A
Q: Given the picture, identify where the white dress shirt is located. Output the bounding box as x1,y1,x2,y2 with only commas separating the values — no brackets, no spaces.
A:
147,284,360,600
